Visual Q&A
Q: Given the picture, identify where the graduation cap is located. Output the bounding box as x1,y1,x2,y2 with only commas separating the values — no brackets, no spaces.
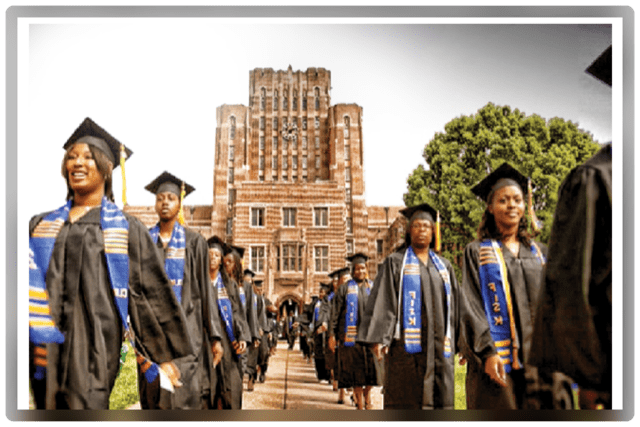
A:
243,269,256,278
253,279,264,288
328,266,350,278
145,171,195,198
64,117,132,167
346,252,369,265
471,162,530,203
207,235,227,252
400,202,439,225
586,45,612,87
225,244,245,259
319,282,332,291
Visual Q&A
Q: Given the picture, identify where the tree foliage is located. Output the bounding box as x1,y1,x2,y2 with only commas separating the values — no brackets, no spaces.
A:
405,102,600,275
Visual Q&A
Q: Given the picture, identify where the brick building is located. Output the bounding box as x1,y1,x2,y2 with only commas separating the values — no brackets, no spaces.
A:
126,66,404,315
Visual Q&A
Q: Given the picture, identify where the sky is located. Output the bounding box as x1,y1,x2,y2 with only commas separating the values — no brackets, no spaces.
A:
19,19,613,218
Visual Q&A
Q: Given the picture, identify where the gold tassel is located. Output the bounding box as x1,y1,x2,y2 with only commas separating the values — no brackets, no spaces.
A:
435,210,441,253
120,144,127,206
177,181,186,225
527,178,542,233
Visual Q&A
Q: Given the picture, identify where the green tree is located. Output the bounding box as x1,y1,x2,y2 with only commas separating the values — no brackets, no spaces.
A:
405,102,600,278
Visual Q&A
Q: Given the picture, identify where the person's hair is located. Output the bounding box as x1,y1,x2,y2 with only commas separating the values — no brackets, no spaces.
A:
225,252,243,286
476,206,532,246
61,143,114,201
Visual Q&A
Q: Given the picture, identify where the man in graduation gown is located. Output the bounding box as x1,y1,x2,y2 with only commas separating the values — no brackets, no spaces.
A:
286,311,298,350
138,171,225,409
28,118,192,409
357,203,499,409
241,269,261,392
253,280,275,383
529,46,613,410
311,284,332,382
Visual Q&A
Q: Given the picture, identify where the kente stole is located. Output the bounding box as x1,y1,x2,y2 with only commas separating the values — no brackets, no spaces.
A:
214,272,237,344
429,251,453,358
344,280,359,347
149,222,185,304
478,239,545,373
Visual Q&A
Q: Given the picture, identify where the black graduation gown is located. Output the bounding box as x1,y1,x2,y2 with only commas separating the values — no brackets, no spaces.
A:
358,247,495,410
530,144,612,404
243,282,261,380
462,239,548,409
257,298,273,371
321,292,337,371
247,292,269,378
311,297,330,381
28,208,193,410
331,281,378,389
139,227,224,409
208,276,251,409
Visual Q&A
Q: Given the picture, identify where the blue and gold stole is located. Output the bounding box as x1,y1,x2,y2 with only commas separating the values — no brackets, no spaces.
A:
478,239,545,373
149,222,185,304
344,280,359,347
396,246,422,354
214,272,237,345
240,285,247,311
429,251,453,358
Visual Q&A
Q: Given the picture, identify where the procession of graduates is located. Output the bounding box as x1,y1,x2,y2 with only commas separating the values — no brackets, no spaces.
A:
28,46,612,411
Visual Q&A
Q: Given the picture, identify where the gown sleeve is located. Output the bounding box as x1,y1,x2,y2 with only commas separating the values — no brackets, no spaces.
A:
126,214,193,364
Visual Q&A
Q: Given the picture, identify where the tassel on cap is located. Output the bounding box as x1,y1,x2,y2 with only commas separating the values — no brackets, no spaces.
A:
435,210,441,253
177,181,186,225
120,144,128,206
527,178,542,233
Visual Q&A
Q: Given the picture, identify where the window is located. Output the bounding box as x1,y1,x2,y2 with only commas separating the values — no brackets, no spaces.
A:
315,156,320,169
273,137,278,151
283,137,288,151
282,244,297,271
229,144,234,160
251,207,265,227
345,145,350,161
228,189,236,205
282,117,288,127
344,116,350,139
302,96,307,111
314,207,328,227
226,218,232,235
314,246,329,272
276,246,280,271
293,89,298,110
346,217,353,234
251,246,265,273
314,87,320,110
273,117,278,130
292,155,298,170
229,116,236,140
302,156,307,170
259,156,265,171
302,117,307,130
346,239,354,256
314,117,320,129
315,136,320,149
283,208,296,227
345,167,351,182
377,239,384,255
228,167,234,183
282,174,288,181
283,95,288,110
345,187,352,203
259,136,265,151
260,88,266,111
302,136,308,150
260,117,265,130
273,90,278,110
283,156,288,170
292,135,298,151
272,156,278,170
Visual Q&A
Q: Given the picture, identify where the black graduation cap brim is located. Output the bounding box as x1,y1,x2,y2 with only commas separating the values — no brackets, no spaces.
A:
243,269,256,277
225,244,245,258
319,283,332,290
471,162,530,202
207,235,227,251
253,280,264,287
399,202,439,223
346,252,369,264
145,171,196,197
328,267,350,278
586,45,612,87
64,117,132,167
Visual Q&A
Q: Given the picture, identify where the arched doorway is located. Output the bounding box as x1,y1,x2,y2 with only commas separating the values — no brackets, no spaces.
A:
275,294,302,340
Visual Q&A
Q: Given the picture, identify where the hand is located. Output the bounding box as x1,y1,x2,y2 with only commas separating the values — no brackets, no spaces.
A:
328,335,336,353
372,343,387,361
211,340,224,368
484,354,507,387
237,340,247,354
159,361,183,388
253,338,260,348
316,324,327,334
458,354,467,366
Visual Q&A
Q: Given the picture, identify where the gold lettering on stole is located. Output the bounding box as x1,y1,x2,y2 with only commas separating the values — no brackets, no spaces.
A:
489,283,497,292
409,317,416,326
494,316,503,326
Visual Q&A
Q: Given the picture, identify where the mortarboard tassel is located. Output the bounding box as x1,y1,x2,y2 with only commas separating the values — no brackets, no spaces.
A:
120,144,128,206
177,181,186,225
527,178,542,234
435,210,441,253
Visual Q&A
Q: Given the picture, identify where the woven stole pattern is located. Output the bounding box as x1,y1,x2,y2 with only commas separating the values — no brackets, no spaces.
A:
401,247,422,354
429,251,452,358
215,272,237,344
478,239,520,373
149,222,185,304
344,280,359,347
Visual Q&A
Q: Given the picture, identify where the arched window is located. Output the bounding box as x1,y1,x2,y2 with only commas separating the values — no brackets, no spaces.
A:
314,87,320,110
343,115,350,139
260,88,266,111
229,116,236,140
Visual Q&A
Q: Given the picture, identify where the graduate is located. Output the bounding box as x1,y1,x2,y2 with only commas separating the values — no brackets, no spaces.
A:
358,203,498,409
138,171,224,409
529,45,613,410
461,163,549,409
330,253,378,410
28,118,191,409
241,269,261,392
253,280,276,384
206,237,251,409
311,283,332,382
324,266,351,402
